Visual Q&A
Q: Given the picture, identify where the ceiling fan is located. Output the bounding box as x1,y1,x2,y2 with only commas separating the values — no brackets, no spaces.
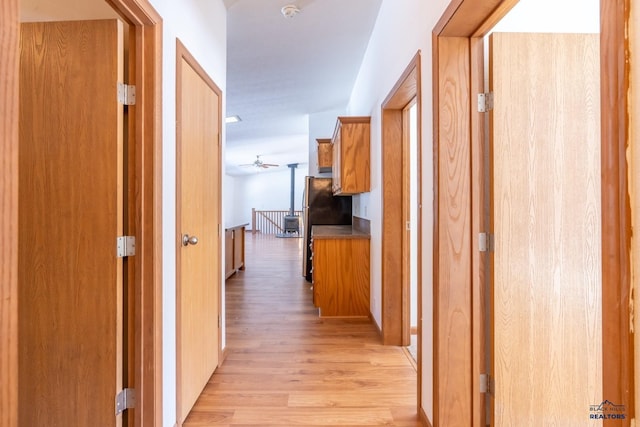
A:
239,155,279,169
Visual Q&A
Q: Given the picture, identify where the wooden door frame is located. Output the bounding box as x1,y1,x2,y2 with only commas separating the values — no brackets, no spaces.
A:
432,0,632,426
381,51,422,346
1,0,163,425
1,0,19,426
175,38,223,426
380,51,423,415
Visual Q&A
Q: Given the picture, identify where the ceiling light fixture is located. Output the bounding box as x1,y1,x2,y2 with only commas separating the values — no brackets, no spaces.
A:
281,4,300,18
225,115,242,124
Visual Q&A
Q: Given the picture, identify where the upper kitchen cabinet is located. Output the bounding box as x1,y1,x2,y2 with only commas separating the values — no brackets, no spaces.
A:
331,116,371,195
316,138,332,173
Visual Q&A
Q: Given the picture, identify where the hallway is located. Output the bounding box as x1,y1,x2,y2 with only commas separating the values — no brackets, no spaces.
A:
184,233,421,426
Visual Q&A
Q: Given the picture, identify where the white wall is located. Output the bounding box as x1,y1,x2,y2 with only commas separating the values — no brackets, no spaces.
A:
146,1,227,425
493,0,599,32
346,0,451,420
227,165,310,227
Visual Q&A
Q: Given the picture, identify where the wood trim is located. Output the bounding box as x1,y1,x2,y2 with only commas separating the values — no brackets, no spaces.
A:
601,0,633,424
434,36,472,427
469,35,487,427
380,50,423,415
0,0,19,426
105,1,163,426
381,52,422,345
381,107,403,345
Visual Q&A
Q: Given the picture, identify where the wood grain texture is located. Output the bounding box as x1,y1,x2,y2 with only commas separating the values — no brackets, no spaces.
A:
313,237,370,317
225,230,234,278
176,40,222,425
434,36,472,427
631,0,639,419
233,228,245,271
125,4,163,425
316,138,332,171
0,1,18,426
332,117,371,195
381,108,405,343
469,35,487,427
19,20,124,426
184,234,421,426
600,0,633,424
491,32,602,425
381,52,422,350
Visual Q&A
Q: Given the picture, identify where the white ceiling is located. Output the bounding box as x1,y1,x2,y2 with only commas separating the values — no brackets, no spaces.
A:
224,0,382,175
20,0,383,176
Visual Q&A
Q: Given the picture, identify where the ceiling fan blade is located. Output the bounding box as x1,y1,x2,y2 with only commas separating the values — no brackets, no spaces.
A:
262,163,279,167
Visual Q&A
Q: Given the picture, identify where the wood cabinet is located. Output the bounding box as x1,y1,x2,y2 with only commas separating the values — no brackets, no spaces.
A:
312,226,370,317
225,224,247,279
316,138,332,173
331,116,370,195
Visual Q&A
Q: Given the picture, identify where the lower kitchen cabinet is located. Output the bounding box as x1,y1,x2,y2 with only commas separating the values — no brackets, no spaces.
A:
225,224,247,279
312,226,370,317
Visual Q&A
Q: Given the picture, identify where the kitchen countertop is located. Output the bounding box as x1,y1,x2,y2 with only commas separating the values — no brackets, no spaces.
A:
311,225,370,239
225,223,249,231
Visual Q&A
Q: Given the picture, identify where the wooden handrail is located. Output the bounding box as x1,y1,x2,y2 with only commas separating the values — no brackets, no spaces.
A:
251,208,303,234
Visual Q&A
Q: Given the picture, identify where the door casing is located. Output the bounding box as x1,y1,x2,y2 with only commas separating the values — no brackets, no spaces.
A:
380,50,423,414
432,0,632,426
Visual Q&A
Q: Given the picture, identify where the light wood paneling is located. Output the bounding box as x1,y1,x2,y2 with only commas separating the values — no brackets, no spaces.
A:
0,1,18,426
434,36,472,427
176,40,222,425
19,19,124,426
184,234,421,426
490,32,602,425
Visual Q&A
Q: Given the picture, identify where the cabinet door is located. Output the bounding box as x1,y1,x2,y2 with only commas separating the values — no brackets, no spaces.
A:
317,138,332,172
225,229,234,278
313,238,370,317
233,228,244,270
331,132,341,193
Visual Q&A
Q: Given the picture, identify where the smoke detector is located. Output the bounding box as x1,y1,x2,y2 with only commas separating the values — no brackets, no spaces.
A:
281,4,300,18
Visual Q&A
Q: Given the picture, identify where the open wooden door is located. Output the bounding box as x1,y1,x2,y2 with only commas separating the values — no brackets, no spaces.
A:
489,32,602,425
176,40,222,425
19,20,125,426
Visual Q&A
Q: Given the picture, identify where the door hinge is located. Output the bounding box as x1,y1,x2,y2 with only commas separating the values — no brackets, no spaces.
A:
117,83,136,105
477,92,494,112
116,236,136,258
480,374,495,395
115,388,135,415
479,232,494,252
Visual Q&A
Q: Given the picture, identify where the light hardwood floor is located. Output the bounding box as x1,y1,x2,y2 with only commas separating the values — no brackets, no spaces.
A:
184,233,421,426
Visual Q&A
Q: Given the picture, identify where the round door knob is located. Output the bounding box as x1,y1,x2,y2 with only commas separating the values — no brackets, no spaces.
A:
182,234,199,246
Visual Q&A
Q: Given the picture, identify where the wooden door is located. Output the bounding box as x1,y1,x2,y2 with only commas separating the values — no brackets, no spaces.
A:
176,42,222,425
19,20,124,426
489,32,602,425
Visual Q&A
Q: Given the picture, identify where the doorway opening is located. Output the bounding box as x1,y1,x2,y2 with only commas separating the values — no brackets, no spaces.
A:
432,0,633,424
381,51,422,404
